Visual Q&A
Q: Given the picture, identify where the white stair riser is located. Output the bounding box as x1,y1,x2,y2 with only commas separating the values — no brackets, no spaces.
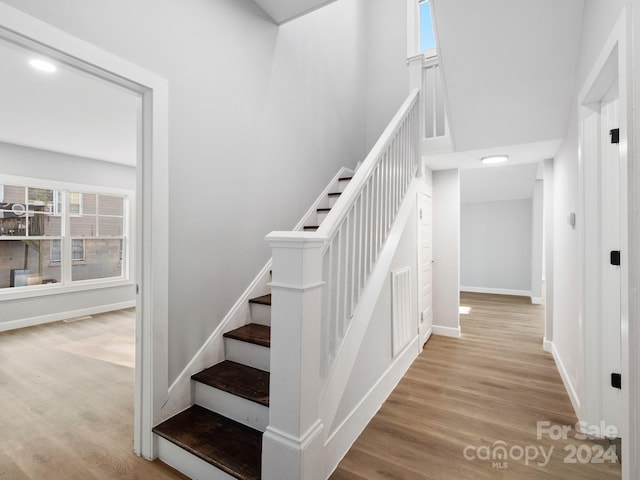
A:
338,178,351,192
224,337,270,372
317,211,329,224
250,302,271,326
156,435,235,480
195,382,269,432
329,195,341,208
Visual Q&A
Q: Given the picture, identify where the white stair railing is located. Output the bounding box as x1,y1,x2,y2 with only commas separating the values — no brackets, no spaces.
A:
422,56,447,139
317,89,420,375
264,89,420,480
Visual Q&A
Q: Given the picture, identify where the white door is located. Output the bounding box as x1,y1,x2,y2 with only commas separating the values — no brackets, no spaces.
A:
600,90,622,432
418,193,433,345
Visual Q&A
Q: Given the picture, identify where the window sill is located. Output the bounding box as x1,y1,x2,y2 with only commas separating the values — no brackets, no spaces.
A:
0,278,134,302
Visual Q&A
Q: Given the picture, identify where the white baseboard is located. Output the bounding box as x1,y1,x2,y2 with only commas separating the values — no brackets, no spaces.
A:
548,341,581,416
531,297,543,305
0,301,135,332
460,286,532,297
543,338,553,352
324,337,419,478
432,325,462,338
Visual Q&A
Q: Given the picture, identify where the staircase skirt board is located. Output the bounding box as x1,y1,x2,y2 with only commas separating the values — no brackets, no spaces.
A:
153,405,262,480
192,361,269,407
195,381,269,432
224,337,270,372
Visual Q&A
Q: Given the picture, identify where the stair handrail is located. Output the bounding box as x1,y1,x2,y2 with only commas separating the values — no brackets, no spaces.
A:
316,88,419,239
316,89,420,375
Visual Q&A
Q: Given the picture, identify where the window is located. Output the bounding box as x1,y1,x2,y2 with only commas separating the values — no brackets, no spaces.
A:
419,1,436,53
0,180,129,290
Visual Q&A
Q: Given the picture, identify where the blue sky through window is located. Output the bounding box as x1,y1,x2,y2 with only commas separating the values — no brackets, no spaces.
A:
420,1,436,51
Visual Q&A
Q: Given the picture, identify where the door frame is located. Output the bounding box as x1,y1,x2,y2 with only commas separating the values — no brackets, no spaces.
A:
0,4,169,460
417,191,433,346
577,6,632,477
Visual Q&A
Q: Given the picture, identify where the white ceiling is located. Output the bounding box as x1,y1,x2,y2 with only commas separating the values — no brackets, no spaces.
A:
252,0,339,24
0,39,138,167
428,0,585,170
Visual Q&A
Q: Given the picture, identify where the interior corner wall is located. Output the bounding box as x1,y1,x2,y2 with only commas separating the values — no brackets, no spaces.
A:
432,168,459,333
543,158,554,343
551,0,628,420
531,180,544,302
460,199,533,294
364,0,410,150
0,0,373,382
0,142,136,325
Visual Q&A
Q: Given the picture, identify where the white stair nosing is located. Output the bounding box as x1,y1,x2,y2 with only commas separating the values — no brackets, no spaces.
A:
194,382,269,432
224,337,270,372
156,435,236,480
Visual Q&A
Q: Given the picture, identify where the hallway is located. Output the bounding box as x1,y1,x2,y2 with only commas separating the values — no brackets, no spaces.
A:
331,292,621,479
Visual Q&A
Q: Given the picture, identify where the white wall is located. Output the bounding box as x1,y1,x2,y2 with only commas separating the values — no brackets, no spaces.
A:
0,0,377,383
531,180,544,302
0,141,136,325
432,169,459,335
543,158,554,344
365,0,410,150
460,199,533,295
550,0,629,422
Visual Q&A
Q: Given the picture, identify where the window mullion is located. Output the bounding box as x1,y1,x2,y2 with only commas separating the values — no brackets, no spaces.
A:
62,190,72,285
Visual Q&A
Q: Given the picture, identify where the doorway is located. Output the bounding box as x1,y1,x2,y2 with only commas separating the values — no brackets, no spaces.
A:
0,3,169,460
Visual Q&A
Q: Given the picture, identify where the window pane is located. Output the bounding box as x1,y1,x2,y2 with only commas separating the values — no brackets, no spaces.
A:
69,192,83,215
70,215,97,237
72,239,85,261
1,185,25,203
420,1,436,51
98,195,123,216
0,239,62,288
27,187,54,208
71,238,123,281
98,216,124,236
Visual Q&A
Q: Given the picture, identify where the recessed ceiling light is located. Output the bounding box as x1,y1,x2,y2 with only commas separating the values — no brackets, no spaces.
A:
481,155,508,165
29,58,57,73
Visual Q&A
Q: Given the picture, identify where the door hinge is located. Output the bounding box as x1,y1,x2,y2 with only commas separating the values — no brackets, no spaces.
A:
136,284,140,294
610,128,620,144
420,312,424,321
611,372,621,389
419,208,423,220
610,250,621,266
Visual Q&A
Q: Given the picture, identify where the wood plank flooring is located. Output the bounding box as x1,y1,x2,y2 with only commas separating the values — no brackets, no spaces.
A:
331,292,622,479
0,309,188,480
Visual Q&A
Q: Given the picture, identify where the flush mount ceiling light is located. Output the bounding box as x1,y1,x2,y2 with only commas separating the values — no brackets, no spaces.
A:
29,58,57,73
481,155,508,165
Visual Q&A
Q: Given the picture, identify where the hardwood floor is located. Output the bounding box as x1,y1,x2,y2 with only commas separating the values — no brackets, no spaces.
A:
331,292,622,479
0,309,188,480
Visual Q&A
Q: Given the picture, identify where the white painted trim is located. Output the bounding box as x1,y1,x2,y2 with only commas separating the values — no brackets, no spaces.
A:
324,337,419,478
0,301,135,332
194,382,268,432
156,436,235,480
548,341,581,419
431,325,461,338
543,338,553,353
460,286,532,297
531,297,543,305
0,4,170,459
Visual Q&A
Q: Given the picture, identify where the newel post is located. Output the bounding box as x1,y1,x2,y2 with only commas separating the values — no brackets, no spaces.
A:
263,231,327,480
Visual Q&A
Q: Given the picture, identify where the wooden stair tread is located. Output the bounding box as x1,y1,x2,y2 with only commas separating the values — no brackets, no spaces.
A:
248,294,271,306
224,324,270,347
303,226,319,231
192,361,269,406
328,192,342,197
153,405,261,480
339,176,353,181
317,208,331,212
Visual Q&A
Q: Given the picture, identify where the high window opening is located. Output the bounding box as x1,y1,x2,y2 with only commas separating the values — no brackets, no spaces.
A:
419,1,436,53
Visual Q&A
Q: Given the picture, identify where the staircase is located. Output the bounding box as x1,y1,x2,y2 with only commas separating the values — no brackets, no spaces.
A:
152,176,353,480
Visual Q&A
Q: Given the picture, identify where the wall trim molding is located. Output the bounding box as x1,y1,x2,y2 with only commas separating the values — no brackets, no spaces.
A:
543,337,553,353
549,340,581,418
460,286,532,298
0,301,135,332
432,325,462,338
531,297,543,305
323,337,419,478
